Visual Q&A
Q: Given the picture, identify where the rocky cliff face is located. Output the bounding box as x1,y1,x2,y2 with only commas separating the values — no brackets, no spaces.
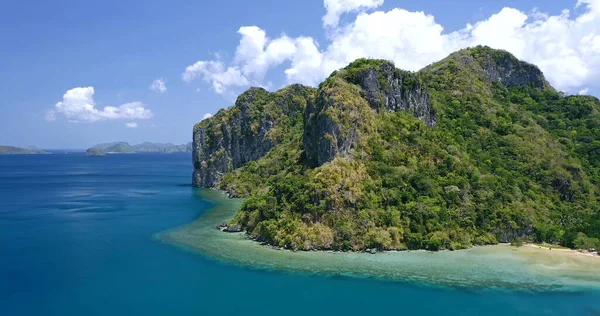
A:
192,85,313,188
304,59,435,166
477,52,548,89
351,61,435,125
446,46,550,89
194,46,550,186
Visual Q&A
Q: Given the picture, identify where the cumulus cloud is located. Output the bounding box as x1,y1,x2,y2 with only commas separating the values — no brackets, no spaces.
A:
183,60,249,94
579,88,590,95
182,27,326,94
47,87,152,123
183,0,600,96
150,78,167,93
125,122,138,128
182,27,306,94
323,0,384,27
202,113,213,120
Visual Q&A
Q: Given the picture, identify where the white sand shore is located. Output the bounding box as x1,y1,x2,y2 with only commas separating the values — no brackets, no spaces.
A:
524,243,599,259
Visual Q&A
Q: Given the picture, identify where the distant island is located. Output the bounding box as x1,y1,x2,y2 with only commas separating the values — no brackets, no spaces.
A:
85,147,106,157
0,145,50,155
191,46,600,253
88,142,192,154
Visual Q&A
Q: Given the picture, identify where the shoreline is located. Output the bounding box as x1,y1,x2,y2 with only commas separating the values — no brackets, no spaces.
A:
524,243,599,259
156,189,600,291
193,189,600,257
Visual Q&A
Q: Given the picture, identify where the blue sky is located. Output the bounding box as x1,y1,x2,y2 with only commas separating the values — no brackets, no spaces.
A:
1,0,598,149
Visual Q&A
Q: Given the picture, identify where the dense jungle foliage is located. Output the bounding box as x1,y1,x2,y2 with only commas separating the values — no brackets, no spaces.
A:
199,46,600,251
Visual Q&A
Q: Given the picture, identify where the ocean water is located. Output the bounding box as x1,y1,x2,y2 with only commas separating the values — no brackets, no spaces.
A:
1,153,599,316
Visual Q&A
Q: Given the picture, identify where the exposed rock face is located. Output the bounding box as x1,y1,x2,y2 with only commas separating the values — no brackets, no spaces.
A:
354,62,436,125
194,47,550,183
193,88,273,188
222,224,242,233
496,225,534,243
303,87,364,168
479,56,547,89
459,47,549,89
193,85,311,188
192,125,229,188
304,60,435,166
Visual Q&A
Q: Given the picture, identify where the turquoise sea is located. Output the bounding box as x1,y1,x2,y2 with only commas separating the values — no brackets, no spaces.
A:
1,153,600,315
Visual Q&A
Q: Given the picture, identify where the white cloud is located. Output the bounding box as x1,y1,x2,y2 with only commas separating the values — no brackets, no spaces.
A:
579,88,590,95
182,27,302,95
149,78,167,93
202,113,213,120
323,0,384,27
47,87,153,123
183,0,600,96
125,122,138,128
183,60,249,94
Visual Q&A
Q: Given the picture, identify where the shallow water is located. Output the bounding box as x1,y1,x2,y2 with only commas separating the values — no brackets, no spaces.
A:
1,153,600,315
160,190,600,291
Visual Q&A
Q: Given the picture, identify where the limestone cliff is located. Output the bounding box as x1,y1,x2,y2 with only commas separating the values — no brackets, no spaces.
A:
472,48,549,89
192,85,314,188
304,59,435,166
191,46,600,251
194,46,552,187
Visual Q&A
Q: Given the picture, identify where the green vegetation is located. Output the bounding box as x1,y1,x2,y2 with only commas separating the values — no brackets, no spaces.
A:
0,145,49,155
510,238,524,247
195,46,600,252
85,147,105,157
573,233,600,250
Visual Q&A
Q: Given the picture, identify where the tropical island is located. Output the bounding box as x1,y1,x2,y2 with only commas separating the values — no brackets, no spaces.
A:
88,141,192,154
0,145,50,155
85,147,106,157
191,46,600,253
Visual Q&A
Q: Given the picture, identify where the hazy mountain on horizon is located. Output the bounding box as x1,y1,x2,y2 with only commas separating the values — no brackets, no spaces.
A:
91,141,192,153
0,145,50,155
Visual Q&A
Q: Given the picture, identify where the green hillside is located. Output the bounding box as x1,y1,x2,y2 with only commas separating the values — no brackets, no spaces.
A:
193,46,600,252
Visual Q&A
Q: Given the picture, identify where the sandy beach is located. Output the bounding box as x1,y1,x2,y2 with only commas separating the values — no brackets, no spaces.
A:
157,189,600,291
524,243,599,259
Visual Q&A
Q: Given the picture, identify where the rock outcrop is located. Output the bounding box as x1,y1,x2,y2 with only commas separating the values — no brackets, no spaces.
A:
194,46,553,185
304,59,435,166
350,61,435,125
192,85,313,187
447,46,549,89
475,51,548,89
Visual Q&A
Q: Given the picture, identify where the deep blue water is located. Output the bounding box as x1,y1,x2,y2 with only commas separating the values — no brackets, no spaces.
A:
1,153,599,316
